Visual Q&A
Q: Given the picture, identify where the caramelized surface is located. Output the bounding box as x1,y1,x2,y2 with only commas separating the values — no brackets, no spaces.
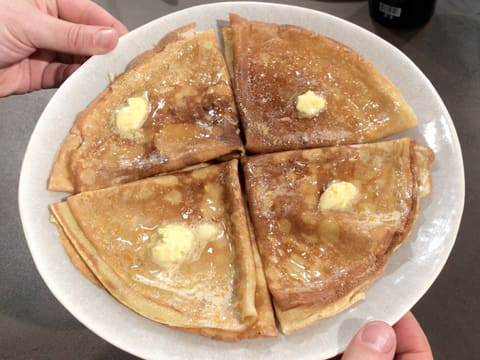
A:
243,138,433,316
229,14,417,153
49,27,243,193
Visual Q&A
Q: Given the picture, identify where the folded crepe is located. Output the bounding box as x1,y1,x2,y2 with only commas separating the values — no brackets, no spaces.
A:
242,138,433,333
50,160,277,340
49,24,244,193
226,14,417,153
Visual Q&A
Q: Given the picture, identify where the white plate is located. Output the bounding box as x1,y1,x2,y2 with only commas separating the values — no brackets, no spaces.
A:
18,2,464,359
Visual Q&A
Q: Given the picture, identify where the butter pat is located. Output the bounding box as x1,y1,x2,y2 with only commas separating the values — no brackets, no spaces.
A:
319,181,359,211
149,222,222,267
114,95,149,139
150,224,194,266
296,90,326,118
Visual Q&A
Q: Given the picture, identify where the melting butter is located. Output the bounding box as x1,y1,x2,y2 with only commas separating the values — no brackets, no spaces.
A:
114,95,149,139
150,224,194,266
296,90,326,118
319,181,359,211
149,222,223,268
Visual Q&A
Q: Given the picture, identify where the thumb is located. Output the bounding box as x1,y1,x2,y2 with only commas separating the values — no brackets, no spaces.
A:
341,321,397,360
27,12,120,55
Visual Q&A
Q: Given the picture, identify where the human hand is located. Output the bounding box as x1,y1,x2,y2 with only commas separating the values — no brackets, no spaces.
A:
332,312,433,359
0,0,128,97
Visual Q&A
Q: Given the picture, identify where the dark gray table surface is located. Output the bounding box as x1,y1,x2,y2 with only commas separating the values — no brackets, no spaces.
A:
1,1,478,359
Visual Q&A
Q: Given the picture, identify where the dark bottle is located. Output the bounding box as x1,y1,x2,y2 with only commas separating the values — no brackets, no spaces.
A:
369,0,437,28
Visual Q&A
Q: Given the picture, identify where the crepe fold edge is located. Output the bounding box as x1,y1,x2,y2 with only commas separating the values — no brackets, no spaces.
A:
184,161,278,340
182,217,278,341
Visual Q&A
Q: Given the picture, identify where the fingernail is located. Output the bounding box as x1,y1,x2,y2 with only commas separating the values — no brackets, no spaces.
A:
361,322,395,353
95,28,115,49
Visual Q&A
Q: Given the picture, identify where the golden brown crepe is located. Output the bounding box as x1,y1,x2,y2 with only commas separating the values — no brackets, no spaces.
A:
242,138,434,333
48,24,244,193
50,160,279,339
227,14,417,153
